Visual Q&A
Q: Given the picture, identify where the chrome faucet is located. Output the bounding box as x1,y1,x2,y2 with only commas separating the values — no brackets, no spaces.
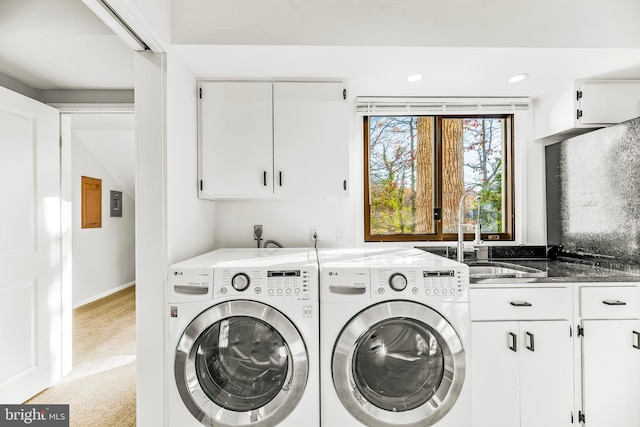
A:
457,191,483,263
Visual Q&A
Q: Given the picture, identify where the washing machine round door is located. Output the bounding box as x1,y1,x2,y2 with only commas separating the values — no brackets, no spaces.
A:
332,301,465,427
175,300,308,427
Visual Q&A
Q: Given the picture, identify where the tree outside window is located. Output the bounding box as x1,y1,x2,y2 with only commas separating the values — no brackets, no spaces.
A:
365,115,513,241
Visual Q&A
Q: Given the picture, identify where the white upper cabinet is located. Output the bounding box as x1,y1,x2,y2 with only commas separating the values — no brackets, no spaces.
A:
273,82,349,199
199,82,273,198
534,80,640,143
198,80,349,199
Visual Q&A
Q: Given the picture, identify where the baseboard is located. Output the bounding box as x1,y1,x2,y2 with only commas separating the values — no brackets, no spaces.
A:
73,281,136,309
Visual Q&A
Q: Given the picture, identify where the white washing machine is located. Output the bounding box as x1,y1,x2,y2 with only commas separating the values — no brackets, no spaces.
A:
318,248,471,427
166,248,319,427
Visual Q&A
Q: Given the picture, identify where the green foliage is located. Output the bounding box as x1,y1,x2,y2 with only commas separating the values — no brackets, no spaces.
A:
368,116,505,236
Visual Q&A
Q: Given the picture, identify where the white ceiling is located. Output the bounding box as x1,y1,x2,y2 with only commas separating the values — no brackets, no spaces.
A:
71,113,136,197
0,0,639,99
172,0,640,49
0,0,133,89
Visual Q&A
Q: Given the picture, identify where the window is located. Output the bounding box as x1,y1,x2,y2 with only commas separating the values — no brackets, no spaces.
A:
364,115,514,241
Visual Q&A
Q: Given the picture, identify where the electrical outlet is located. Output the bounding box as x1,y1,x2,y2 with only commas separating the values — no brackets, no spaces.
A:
336,226,346,241
310,226,319,241
254,224,263,241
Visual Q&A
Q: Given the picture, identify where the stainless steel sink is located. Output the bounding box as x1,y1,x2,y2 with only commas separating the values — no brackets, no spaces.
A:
466,261,547,279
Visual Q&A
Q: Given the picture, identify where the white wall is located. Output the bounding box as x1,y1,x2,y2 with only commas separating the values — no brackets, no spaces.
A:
71,130,135,307
166,50,216,264
215,198,356,248
214,107,547,249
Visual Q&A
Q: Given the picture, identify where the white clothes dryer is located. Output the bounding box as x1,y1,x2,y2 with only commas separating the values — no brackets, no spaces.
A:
318,248,470,427
166,248,319,427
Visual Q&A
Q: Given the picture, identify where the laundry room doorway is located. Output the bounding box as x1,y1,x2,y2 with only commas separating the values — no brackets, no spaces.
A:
61,112,136,310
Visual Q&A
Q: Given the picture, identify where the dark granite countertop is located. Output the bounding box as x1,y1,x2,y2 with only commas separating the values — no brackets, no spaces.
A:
416,246,640,284
470,258,640,284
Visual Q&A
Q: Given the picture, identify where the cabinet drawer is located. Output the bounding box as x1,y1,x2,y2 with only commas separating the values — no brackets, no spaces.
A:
470,287,571,321
580,286,639,319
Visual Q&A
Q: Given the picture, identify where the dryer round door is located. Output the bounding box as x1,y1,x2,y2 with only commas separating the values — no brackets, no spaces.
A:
332,300,465,427
175,300,308,427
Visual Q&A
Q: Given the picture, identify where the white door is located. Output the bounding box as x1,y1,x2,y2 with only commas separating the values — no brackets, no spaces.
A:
273,82,349,198
0,87,64,403
471,321,520,427
199,81,273,199
582,319,640,427
520,321,573,427
578,81,640,125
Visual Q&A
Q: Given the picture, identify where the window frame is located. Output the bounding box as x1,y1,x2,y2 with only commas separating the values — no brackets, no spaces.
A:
364,114,515,242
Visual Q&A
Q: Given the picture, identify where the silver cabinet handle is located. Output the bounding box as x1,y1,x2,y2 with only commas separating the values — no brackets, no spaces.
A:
634,331,640,350
603,300,627,306
526,332,535,352
509,332,517,352
510,301,532,307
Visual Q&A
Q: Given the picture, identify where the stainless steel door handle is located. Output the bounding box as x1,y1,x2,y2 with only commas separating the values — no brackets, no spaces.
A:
510,301,532,307
525,332,535,352
603,300,627,306
509,332,517,352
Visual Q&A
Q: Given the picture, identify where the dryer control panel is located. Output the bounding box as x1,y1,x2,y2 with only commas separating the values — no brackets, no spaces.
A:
371,267,468,301
214,268,315,301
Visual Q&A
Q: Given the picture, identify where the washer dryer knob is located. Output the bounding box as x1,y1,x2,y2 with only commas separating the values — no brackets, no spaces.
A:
389,273,408,291
231,273,250,292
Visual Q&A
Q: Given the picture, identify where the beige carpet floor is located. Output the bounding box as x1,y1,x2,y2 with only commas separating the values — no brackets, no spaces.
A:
26,286,137,426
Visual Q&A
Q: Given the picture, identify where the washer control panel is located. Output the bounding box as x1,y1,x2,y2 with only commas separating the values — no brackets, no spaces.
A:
215,268,314,300
372,267,468,300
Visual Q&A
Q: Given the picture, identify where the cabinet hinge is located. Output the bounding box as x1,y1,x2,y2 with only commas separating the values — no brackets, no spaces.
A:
577,325,584,337
576,90,583,100
578,411,586,423
576,109,583,120
343,88,347,100
199,88,202,99
199,180,203,191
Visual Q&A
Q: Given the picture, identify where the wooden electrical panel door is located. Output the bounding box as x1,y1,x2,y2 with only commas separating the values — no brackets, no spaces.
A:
81,176,102,228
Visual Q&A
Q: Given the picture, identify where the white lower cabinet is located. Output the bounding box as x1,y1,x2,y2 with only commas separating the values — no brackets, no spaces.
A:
472,320,573,427
471,282,640,427
577,284,640,426
470,286,574,427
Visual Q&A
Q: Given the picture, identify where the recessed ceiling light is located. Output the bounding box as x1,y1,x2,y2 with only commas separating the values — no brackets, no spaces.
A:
508,73,530,83
407,73,424,83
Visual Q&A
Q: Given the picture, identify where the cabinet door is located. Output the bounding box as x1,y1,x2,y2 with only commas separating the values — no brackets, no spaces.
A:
578,81,640,125
273,82,349,198
520,321,573,427
471,322,521,427
199,82,273,199
582,319,640,427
